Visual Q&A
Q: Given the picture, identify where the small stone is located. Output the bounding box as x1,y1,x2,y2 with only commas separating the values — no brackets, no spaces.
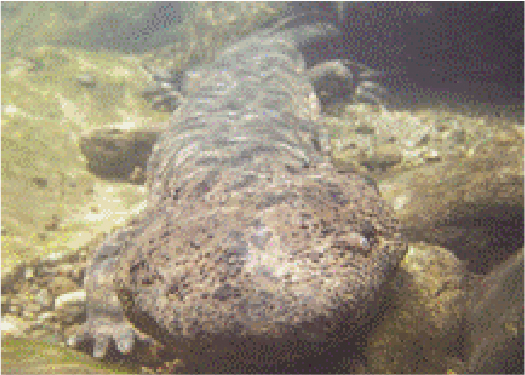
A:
6,58,34,77
54,264,76,277
447,129,467,145
393,193,411,211
44,214,61,231
22,302,42,319
355,125,375,134
361,144,403,170
76,74,97,88
54,290,86,311
31,177,48,188
416,132,430,146
37,311,58,324
35,288,54,310
48,276,78,297
494,130,518,145
43,252,66,264
9,304,22,316
1,315,30,338
24,267,35,280
1,294,10,309
422,149,441,162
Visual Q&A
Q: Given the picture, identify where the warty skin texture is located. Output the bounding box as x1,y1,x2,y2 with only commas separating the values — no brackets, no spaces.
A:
70,17,406,372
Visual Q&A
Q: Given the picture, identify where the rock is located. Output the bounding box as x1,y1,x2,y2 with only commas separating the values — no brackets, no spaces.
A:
1,315,31,339
54,290,86,326
47,276,78,298
1,264,25,294
379,125,523,274
365,242,470,374
37,311,58,324
421,149,441,162
34,288,54,310
55,290,86,311
79,123,164,183
31,177,48,188
5,58,34,77
466,248,524,374
76,74,97,88
307,59,385,108
360,144,403,171
1,295,10,314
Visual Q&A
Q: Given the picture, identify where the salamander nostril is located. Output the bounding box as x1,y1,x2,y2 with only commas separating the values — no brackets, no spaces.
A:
361,221,376,241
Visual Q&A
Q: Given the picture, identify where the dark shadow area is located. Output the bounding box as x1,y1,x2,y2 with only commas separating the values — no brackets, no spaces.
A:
467,249,524,374
443,204,524,275
81,136,157,184
414,204,524,275
305,2,524,105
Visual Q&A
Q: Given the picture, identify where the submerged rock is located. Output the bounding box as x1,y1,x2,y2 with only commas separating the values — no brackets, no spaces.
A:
379,125,523,274
365,243,470,374
79,123,163,183
466,248,524,374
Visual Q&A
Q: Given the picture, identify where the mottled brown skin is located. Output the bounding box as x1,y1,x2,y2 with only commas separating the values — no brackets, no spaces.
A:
70,16,406,372
115,166,405,371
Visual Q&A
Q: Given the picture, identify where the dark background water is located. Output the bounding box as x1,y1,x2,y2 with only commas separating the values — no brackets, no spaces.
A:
3,1,523,104
295,2,524,104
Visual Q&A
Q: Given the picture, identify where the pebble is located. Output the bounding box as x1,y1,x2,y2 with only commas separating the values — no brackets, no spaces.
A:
9,304,23,315
32,177,48,188
495,130,518,145
24,267,35,280
1,244,91,349
446,129,467,144
54,290,86,311
362,144,403,170
1,315,30,338
393,193,411,211
422,149,441,162
1,295,10,312
22,303,42,319
35,288,54,310
43,252,67,264
76,74,97,88
48,276,78,297
5,57,34,77
38,311,57,324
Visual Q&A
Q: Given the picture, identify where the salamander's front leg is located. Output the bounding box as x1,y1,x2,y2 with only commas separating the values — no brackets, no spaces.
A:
68,234,153,359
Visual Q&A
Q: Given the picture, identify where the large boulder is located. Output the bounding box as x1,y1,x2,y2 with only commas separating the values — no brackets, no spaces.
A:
378,124,523,274
466,248,524,374
365,242,470,374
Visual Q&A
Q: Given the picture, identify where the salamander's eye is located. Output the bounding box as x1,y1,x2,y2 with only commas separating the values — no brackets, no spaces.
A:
344,231,371,254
